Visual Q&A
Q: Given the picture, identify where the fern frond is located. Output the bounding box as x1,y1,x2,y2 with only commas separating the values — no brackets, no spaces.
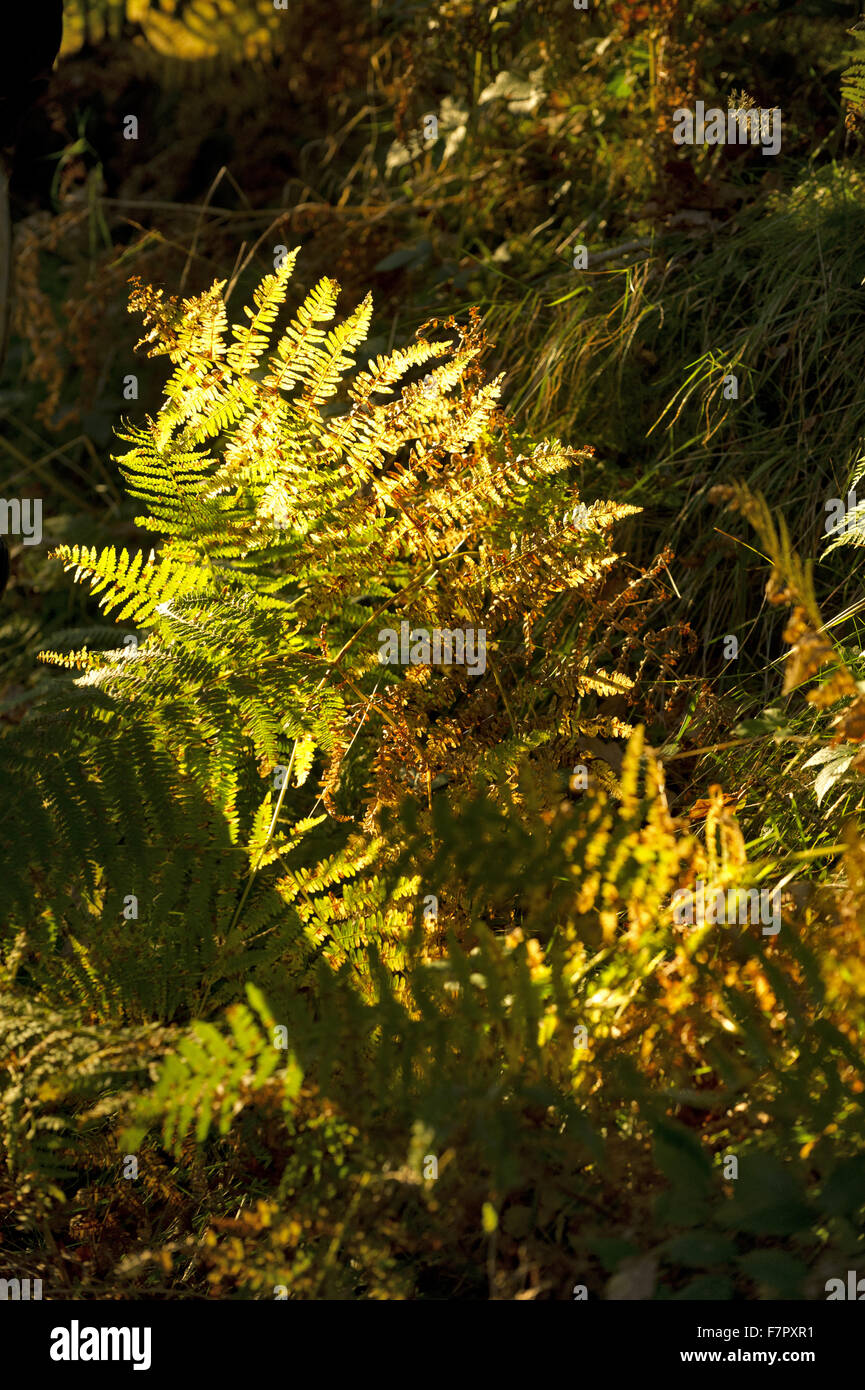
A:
49,543,213,625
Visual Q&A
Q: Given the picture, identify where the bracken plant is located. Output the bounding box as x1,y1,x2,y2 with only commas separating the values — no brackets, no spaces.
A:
1,255,864,1300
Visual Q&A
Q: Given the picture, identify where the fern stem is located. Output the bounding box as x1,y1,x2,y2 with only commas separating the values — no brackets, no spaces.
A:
228,733,302,937
327,539,471,668
662,733,816,761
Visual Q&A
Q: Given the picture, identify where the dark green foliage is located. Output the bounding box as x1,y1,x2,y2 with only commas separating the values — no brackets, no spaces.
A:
3,0,865,1303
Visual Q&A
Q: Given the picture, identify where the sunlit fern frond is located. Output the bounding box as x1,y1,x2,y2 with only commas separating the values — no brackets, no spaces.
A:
842,20,865,121
60,0,288,84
